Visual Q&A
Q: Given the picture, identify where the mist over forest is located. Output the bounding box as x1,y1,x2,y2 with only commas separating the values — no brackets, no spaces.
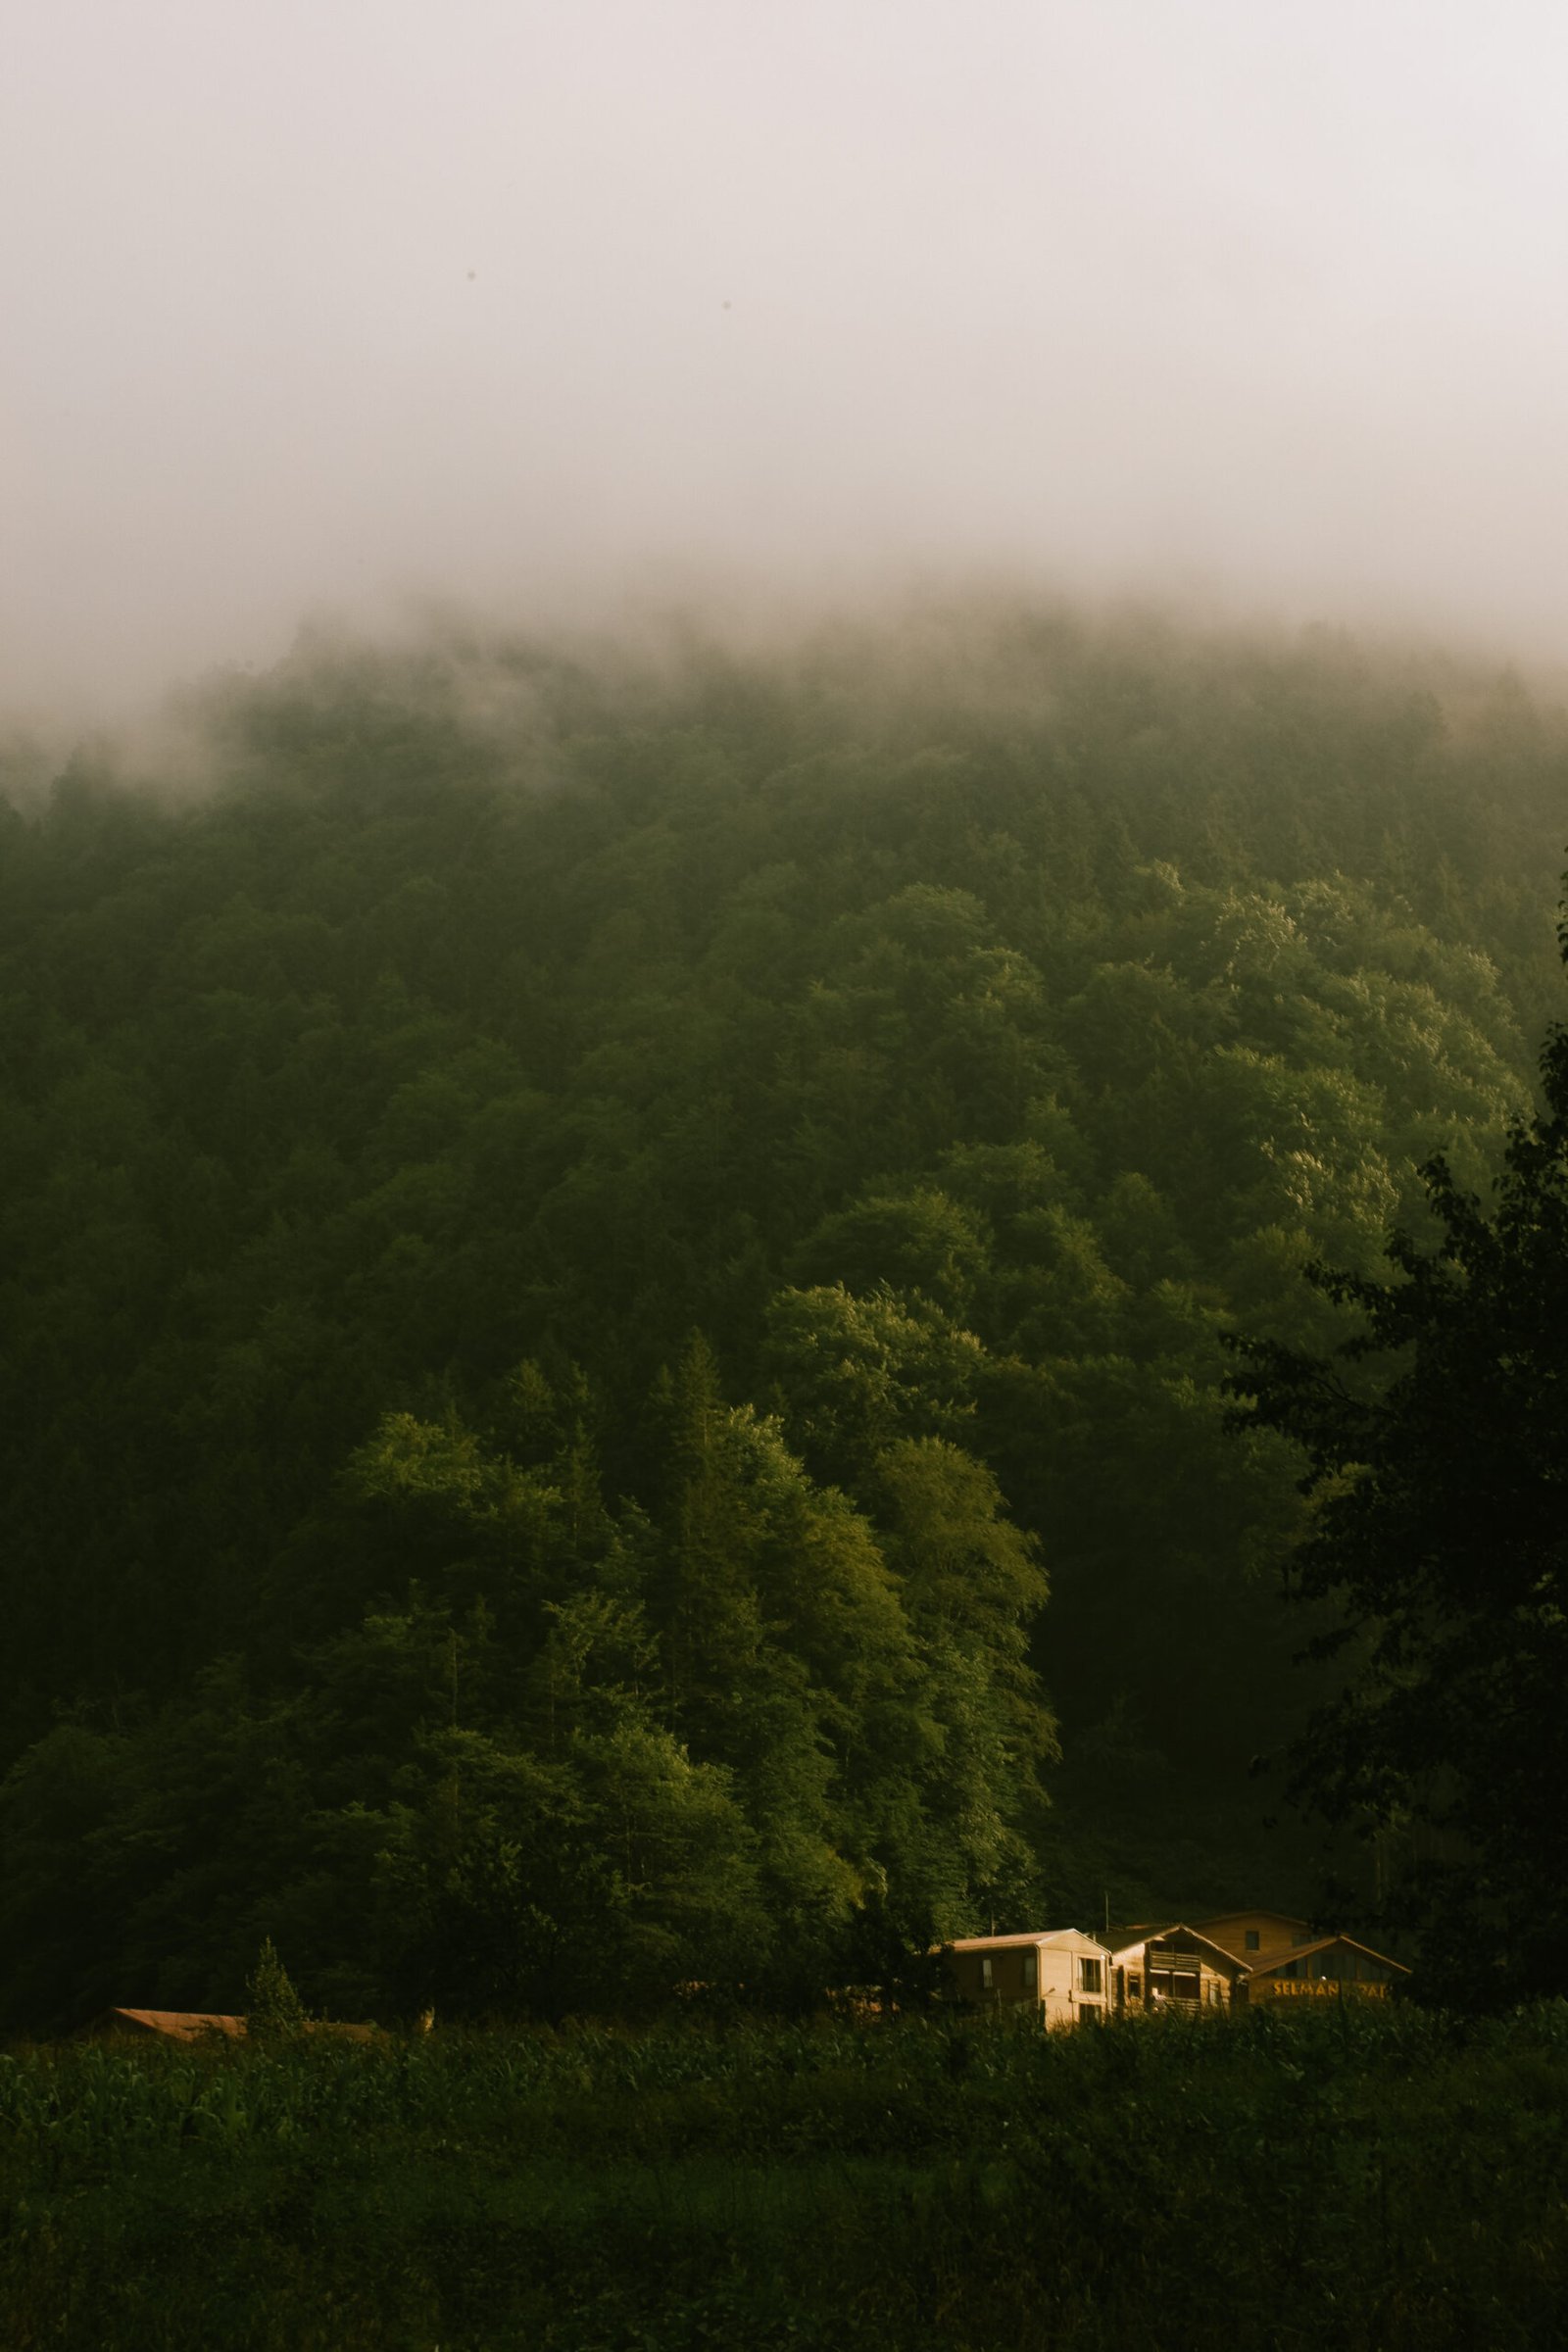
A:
9,0,1568,2036
13,12,1568,2346
3,594,1565,2028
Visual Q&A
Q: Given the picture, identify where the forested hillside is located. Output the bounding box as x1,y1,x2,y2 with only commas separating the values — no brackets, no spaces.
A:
3,601,1564,2028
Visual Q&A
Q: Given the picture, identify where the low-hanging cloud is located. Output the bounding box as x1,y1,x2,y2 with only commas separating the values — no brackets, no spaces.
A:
5,0,1568,718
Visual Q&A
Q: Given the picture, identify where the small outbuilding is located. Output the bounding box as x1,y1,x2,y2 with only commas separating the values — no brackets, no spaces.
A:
77,2008,246,2043
76,2007,378,2043
943,1929,1114,2027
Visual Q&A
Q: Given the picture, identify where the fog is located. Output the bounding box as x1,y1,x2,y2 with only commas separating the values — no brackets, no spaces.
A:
6,0,1568,717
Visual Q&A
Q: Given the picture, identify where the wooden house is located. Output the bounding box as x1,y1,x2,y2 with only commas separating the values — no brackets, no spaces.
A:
1111,1912,1407,2009
1240,1934,1408,2002
1190,1909,1317,1961
1190,1910,1408,2000
943,1929,1113,2027
1108,1926,1248,2013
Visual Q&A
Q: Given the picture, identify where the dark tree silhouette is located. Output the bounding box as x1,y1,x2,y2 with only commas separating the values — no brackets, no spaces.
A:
1238,958,1568,2004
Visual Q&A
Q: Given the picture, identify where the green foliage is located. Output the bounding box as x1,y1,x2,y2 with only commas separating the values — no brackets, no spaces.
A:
245,1937,307,2039
1238,992,1568,2002
0,1350,1054,2025
1,2008,1566,2348
0,600,1563,2022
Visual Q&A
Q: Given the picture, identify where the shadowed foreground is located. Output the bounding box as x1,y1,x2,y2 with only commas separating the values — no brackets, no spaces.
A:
3,2002,1565,2349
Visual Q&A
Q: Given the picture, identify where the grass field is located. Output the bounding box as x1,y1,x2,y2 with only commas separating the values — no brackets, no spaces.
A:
3,2000,1566,2349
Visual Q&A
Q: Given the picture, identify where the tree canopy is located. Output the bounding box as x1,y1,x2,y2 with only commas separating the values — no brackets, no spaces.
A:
1238,979,1568,2004
1,599,1565,2022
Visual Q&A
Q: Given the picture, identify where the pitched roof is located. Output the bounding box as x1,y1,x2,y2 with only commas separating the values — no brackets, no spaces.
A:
91,2008,246,2041
81,2008,379,2042
1194,1910,1312,1934
1110,1925,1250,1975
1247,1933,1409,1979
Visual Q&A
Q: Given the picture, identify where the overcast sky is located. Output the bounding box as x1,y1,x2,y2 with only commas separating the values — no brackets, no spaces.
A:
5,1,1568,712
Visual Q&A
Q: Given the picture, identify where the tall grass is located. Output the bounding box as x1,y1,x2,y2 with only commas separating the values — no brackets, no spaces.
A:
3,2003,1566,2348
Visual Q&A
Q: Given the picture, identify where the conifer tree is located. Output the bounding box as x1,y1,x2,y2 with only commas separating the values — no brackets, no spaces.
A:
246,1936,308,2039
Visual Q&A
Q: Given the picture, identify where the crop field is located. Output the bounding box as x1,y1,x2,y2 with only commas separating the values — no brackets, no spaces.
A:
3,2001,1567,2349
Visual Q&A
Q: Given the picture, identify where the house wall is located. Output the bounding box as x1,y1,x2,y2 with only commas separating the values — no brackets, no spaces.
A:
1042,1937,1108,2027
1149,1961,1231,2010
1111,1938,1239,2012
946,1944,1040,2007
1195,1911,1314,1960
1245,1942,1399,2000
943,1935,1110,2027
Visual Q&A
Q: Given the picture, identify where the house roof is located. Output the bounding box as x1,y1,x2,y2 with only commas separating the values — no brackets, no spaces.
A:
1247,1933,1409,1979
1105,1925,1158,1953
89,2008,246,2041
1110,1925,1250,1976
1195,1909,1312,1934
947,1928,1110,1953
81,2007,379,2042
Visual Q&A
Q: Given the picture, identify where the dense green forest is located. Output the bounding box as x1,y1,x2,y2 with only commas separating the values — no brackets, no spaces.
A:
3,599,1565,2029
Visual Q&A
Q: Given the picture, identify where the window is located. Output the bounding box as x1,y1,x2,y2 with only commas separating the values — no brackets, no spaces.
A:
1245,1931,1260,1951
1021,1949,1038,1995
1079,1956,1102,1994
1150,1967,1200,2001
981,1955,994,1990
1128,1973,1142,2002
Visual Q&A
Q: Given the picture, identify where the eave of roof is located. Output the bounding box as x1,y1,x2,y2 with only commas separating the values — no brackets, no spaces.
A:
1193,1911,1312,1936
1112,1926,1250,1973
947,1929,1109,1953
108,2008,246,2039
1248,1933,1409,1977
